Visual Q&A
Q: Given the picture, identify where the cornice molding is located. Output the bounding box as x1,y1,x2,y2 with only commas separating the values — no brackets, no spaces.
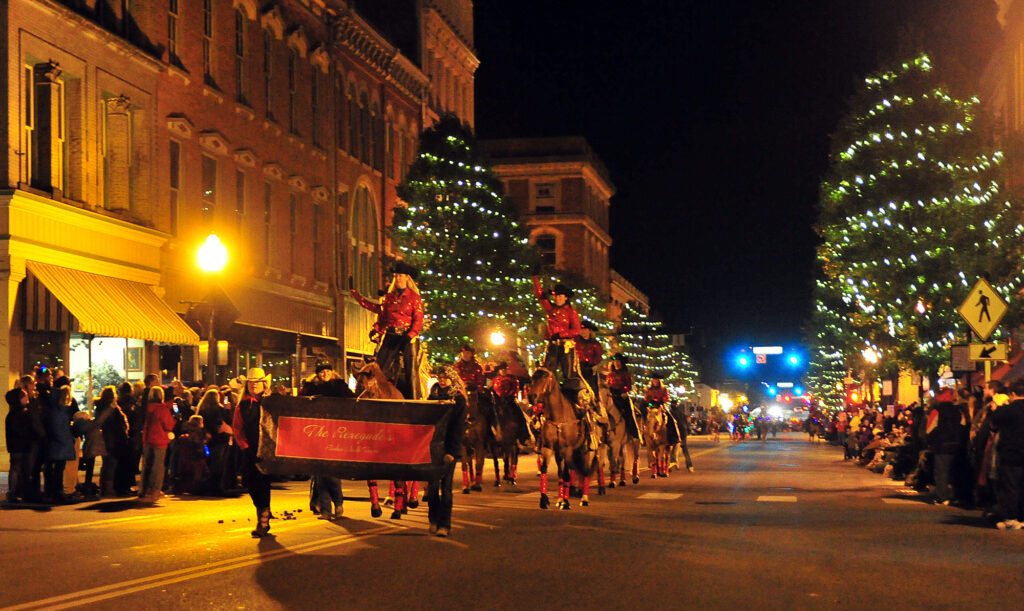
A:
233,148,258,168
263,163,284,181
491,161,615,199
261,5,285,40
328,11,429,101
166,113,194,139
198,130,230,156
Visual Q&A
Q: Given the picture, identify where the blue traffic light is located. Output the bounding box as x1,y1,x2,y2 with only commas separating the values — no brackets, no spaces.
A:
737,356,750,367
788,355,799,365
794,386,804,396
767,387,777,396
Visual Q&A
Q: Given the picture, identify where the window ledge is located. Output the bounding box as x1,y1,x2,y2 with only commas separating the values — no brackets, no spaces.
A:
263,120,283,136
313,280,330,293
234,103,256,120
290,273,307,286
264,266,284,281
168,64,190,86
202,85,225,103
288,133,306,149
311,146,327,160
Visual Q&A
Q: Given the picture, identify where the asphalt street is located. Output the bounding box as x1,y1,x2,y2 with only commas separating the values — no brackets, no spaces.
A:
2,432,1022,610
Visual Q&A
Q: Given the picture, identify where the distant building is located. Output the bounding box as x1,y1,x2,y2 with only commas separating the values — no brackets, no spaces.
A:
609,269,649,322
480,136,615,298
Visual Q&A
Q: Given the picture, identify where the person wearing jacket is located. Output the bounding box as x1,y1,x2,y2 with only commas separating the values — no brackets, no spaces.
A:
93,385,128,498
425,365,467,537
350,262,424,399
43,384,77,504
531,269,582,389
5,376,45,503
928,388,968,505
232,368,273,537
299,361,354,520
139,386,175,502
991,379,1024,529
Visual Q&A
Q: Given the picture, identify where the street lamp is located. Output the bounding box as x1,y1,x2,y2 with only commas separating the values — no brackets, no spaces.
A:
198,234,227,385
861,347,879,364
489,330,506,347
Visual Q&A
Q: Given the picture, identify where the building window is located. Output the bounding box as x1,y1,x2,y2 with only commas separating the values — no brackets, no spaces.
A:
169,140,180,235
263,181,272,265
311,73,321,147
288,49,298,134
289,193,298,272
235,169,245,231
335,77,347,152
396,128,405,181
536,234,557,266
349,186,377,295
168,0,179,66
536,182,555,199
312,205,322,281
202,0,214,86
234,9,247,104
359,92,370,163
201,154,216,224
263,31,272,119
348,83,359,158
23,66,34,186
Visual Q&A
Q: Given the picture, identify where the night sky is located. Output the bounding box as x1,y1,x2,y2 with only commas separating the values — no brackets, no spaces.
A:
473,0,1000,380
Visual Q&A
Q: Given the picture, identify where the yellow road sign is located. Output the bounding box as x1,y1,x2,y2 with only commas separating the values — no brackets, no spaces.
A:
969,342,1008,361
958,278,1008,341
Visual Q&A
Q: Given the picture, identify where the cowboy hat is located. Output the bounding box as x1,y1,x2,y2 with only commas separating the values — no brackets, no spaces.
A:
550,283,574,298
390,261,420,280
240,367,271,385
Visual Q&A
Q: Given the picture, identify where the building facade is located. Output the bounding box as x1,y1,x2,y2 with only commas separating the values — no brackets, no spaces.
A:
480,137,614,298
1,0,475,460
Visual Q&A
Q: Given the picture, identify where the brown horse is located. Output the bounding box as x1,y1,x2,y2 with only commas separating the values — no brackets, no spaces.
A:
644,407,671,478
354,361,408,518
490,391,523,487
528,367,596,510
460,391,492,493
600,382,642,488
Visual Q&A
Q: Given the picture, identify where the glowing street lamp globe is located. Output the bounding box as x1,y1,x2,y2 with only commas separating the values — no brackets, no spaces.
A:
198,234,228,273
490,330,506,346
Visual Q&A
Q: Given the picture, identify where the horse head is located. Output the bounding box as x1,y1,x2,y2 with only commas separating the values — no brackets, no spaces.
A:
527,366,555,405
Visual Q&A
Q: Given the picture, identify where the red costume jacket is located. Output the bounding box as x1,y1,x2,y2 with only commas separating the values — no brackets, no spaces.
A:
492,373,520,398
351,288,424,338
454,358,485,390
645,386,669,405
575,337,604,366
607,368,633,393
532,276,581,340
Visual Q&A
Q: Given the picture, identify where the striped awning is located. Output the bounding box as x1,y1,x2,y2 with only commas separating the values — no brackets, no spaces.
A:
26,261,200,345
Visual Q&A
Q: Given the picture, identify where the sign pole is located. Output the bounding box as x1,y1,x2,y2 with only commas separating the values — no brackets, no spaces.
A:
985,360,992,383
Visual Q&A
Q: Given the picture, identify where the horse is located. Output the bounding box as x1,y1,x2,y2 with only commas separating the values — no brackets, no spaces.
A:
354,361,411,518
806,417,823,444
644,406,671,478
603,385,642,487
528,367,597,510
460,390,493,493
490,391,523,487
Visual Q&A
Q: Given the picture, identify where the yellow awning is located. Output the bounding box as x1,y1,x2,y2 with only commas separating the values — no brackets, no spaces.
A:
26,261,200,345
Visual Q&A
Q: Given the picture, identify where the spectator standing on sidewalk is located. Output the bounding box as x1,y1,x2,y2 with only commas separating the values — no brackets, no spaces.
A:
139,386,175,502
42,384,77,504
114,382,137,495
5,376,44,503
991,379,1024,530
94,386,128,498
927,388,967,505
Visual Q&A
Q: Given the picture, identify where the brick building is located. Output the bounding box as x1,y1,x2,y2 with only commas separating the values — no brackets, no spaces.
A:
0,0,475,460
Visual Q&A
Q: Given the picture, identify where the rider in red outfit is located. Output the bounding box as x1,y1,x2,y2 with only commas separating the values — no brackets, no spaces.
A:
531,272,582,390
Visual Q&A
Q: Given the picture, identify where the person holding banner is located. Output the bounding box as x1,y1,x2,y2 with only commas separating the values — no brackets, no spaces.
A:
350,262,424,399
232,368,274,538
300,360,354,520
426,366,467,537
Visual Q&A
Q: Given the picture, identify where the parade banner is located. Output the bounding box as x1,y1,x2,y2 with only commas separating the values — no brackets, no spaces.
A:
256,394,456,481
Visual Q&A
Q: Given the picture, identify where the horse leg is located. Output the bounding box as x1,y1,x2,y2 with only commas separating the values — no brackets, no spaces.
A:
511,447,519,485
385,480,395,506
539,453,550,509
461,461,471,494
569,470,578,498
597,461,606,495
632,454,640,484
472,451,483,492
493,454,501,487
407,481,419,509
367,480,382,518
581,472,591,507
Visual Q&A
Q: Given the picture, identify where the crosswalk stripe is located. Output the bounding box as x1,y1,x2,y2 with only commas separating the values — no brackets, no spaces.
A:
637,492,682,500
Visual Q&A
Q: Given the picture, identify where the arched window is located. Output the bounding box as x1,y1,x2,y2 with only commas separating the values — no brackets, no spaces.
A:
347,83,359,158
349,185,378,295
335,76,346,152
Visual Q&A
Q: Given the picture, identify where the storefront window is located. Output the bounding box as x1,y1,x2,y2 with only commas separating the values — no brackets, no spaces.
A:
261,352,292,392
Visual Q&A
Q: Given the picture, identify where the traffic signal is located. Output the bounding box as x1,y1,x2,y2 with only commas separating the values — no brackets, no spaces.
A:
737,356,750,367
788,355,800,365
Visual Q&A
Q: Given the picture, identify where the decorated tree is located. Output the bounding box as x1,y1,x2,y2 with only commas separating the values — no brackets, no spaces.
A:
803,279,855,412
392,116,613,363
815,53,1024,373
615,301,695,399
392,115,540,361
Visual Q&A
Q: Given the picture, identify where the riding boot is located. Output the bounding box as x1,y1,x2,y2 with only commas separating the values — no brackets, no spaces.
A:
251,507,271,538
407,481,420,508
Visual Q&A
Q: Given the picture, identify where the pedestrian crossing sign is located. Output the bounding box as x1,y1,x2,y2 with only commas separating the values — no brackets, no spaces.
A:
957,277,1008,341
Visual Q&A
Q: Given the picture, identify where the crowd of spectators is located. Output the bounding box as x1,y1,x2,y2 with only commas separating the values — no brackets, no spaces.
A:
3,365,290,505
819,378,1024,530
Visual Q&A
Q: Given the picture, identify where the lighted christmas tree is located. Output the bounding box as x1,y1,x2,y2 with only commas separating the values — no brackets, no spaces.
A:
803,278,855,412
815,53,1024,373
615,301,689,398
392,115,540,361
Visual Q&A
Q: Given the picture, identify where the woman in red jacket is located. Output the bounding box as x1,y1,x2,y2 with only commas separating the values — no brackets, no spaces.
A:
350,261,424,399
140,386,175,502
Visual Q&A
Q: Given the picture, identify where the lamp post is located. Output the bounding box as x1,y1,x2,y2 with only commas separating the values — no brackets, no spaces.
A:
198,234,227,385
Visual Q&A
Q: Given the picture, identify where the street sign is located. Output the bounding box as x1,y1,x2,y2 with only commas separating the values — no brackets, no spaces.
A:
950,345,974,373
755,353,767,364
969,342,1008,361
958,277,1008,341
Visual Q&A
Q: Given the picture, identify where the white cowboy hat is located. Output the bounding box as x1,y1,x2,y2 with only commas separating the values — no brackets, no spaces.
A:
240,367,271,385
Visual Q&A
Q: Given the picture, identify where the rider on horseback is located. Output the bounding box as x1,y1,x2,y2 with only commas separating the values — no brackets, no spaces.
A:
491,361,533,446
608,354,641,439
